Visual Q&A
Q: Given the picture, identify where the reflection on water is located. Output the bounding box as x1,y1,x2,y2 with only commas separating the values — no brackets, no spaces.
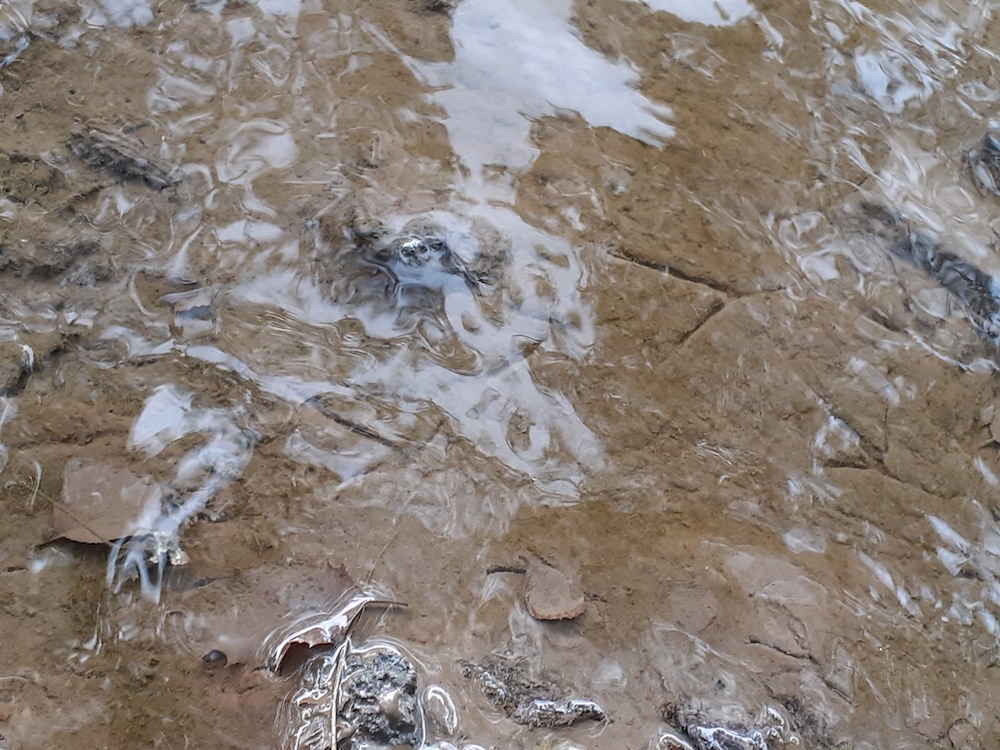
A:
237,202,601,491
1,0,1000,746
399,0,673,196
639,0,755,27
110,385,255,598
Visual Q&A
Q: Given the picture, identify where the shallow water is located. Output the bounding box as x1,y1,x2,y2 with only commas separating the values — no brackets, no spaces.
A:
1,0,1000,747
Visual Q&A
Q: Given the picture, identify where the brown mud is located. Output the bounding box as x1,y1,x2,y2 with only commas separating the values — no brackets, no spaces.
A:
1,0,999,748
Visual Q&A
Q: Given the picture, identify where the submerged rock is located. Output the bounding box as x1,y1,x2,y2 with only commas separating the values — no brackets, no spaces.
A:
858,201,1000,344
965,132,1000,198
686,724,768,750
339,649,421,747
662,702,793,750
67,125,183,190
350,214,487,295
511,697,607,728
283,642,422,750
459,658,606,728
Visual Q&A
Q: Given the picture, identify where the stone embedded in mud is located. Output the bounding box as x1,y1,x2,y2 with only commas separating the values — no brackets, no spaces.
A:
339,649,422,747
511,697,606,728
687,724,768,750
523,557,586,621
662,702,792,750
282,642,422,750
201,649,227,669
459,658,606,728
964,132,1000,198
67,126,183,190
0,340,33,393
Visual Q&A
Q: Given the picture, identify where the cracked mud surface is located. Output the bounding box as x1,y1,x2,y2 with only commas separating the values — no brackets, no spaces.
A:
1,0,999,749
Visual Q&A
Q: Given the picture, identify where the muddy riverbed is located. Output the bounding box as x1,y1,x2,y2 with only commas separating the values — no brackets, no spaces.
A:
1,0,999,748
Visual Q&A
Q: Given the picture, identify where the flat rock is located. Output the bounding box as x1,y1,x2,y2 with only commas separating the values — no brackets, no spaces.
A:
523,557,586,621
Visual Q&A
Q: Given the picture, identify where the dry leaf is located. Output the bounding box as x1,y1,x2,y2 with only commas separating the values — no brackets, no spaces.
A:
523,556,585,621
52,460,162,544
182,563,400,673
261,564,404,672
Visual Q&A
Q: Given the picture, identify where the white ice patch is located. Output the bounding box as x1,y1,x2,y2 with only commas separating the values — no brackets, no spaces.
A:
858,550,896,594
253,0,301,18
811,415,860,462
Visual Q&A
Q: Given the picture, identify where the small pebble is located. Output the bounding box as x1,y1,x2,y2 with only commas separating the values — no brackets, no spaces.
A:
202,650,228,669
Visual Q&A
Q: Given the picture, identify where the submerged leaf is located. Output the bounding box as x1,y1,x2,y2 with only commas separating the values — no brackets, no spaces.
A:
52,461,163,544
261,591,383,673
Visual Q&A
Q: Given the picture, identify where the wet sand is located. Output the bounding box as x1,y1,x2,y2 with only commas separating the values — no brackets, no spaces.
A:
1,0,999,748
